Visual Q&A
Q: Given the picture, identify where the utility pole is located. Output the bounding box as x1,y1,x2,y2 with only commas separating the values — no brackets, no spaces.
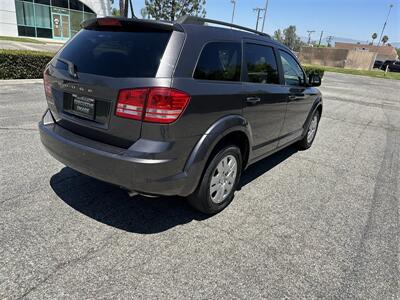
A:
230,0,236,24
318,30,324,46
326,36,334,47
119,0,125,17
307,30,315,45
129,0,135,18
261,0,269,32
253,8,265,31
124,0,129,17
377,4,394,47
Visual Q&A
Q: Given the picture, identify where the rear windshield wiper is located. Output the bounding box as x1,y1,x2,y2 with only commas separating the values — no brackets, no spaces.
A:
57,58,78,79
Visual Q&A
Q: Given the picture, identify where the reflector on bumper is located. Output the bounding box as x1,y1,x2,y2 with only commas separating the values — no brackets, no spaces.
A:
43,109,55,125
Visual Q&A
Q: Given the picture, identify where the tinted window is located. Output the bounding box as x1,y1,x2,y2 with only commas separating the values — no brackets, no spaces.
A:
279,50,305,86
194,42,241,81
244,43,279,84
57,29,171,78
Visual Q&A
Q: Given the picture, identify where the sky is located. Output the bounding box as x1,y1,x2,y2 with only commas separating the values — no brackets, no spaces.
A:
116,0,400,43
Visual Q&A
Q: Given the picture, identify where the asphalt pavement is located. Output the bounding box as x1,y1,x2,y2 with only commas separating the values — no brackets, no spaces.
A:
0,73,399,299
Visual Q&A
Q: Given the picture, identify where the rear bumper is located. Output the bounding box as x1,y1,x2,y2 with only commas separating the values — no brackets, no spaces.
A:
39,110,197,196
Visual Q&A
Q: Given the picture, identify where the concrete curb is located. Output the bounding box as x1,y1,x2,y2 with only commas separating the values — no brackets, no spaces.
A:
0,79,43,85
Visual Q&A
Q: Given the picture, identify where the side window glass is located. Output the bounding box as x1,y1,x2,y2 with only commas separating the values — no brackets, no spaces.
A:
193,42,241,81
244,43,279,84
279,50,305,86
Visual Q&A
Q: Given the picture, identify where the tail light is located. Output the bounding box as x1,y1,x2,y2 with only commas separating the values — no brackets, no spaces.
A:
116,88,148,120
115,88,190,124
43,72,52,98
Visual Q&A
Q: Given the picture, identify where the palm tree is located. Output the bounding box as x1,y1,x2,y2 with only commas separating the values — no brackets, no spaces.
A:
371,33,377,45
382,35,389,45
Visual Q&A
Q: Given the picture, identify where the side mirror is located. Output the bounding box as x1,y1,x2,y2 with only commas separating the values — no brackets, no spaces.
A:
308,74,321,87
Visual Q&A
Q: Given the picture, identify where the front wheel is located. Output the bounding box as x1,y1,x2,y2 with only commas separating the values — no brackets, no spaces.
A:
297,110,320,150
188,145,242,214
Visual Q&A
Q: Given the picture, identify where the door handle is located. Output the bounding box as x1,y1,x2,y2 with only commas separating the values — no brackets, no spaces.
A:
288,94,305,101
246,97,261,105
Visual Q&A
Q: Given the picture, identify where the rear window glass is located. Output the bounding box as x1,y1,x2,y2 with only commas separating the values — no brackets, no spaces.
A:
57,29,171,78
194,42,241,82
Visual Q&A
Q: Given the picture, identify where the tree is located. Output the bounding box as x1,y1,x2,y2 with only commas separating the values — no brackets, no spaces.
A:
381,35,389,45
282,25,304,51
111,8,120,16
141,7,149,19
272,25,305,51
273,29,283,42
145,0,206,21
371,32,377,45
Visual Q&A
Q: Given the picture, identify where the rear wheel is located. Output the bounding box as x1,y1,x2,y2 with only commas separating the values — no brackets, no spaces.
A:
188,145,242,214
297,110,320,150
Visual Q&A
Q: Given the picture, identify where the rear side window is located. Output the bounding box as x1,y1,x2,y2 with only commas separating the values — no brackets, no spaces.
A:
244,43,279,84
57,29,171,78
194,42,241,82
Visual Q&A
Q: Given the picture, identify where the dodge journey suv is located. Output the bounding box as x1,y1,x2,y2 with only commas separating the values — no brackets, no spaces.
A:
39,16,322,214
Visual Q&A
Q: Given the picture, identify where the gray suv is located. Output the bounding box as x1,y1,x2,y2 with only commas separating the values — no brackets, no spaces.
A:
39,16,322,214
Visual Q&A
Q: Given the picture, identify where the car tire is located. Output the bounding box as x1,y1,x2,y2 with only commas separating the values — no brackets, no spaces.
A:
188,145,242,215
297,110,320,150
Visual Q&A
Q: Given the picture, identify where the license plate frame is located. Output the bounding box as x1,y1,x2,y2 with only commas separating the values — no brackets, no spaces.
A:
71,94,95,120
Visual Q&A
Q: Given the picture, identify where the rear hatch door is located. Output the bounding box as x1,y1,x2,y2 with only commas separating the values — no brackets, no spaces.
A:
46,20,175,148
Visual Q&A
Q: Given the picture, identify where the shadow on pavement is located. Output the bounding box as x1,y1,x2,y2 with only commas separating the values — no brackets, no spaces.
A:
50,146,296,234
239,145,297,188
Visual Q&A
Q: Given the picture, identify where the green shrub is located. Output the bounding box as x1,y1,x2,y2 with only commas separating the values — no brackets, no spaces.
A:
0,50,54,79
303,65,325,78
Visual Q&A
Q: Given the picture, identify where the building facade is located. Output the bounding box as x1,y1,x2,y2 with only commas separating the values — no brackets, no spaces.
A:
0,0,111,40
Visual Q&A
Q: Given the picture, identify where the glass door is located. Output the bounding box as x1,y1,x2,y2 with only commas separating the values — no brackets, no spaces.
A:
52,13,70,40
52,13,62,38
61,15,70,39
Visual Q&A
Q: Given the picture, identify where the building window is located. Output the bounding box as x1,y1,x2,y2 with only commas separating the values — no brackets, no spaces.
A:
70,10,83,36
15,0,97,39
17,25,36,37
69,0,83,11
34,4,51,28
34,0,51,5
51,0,68,9
16,1,35,26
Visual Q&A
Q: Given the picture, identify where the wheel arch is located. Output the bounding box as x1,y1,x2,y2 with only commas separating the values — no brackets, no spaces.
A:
180,115,253,196
302,97,323,136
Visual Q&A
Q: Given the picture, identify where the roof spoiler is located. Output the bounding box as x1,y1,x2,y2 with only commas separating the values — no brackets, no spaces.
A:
81,17,184,32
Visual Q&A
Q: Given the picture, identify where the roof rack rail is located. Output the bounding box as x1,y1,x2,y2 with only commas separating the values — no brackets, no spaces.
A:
176,15,271,38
